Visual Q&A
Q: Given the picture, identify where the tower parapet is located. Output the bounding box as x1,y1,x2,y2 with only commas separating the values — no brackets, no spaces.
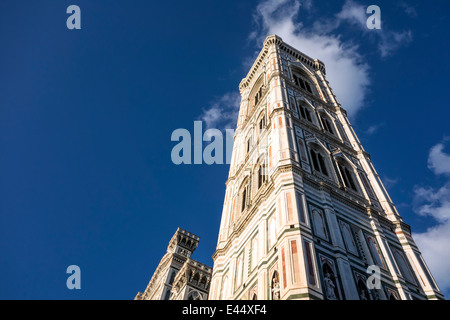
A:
167,228,200,258
170,258,212,300
135,228,210,300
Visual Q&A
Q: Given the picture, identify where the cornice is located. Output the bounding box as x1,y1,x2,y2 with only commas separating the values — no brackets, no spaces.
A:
239,34,326,93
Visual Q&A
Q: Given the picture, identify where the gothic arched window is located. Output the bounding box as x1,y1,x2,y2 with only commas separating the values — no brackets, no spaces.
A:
168,270,177,285
320,113,335,135
257,112,266,136
192,272,200,286
255,86,263,106
200,276,207,289
293,73,314,94
246,135,252,155
258,162,267,189
249,75,265,114
309,144,330,177
337,158,358,192
298,101,313,123
241,188,247,212
238,179,250,217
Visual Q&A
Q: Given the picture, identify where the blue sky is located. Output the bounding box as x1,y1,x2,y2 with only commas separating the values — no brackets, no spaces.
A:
0,0,449,299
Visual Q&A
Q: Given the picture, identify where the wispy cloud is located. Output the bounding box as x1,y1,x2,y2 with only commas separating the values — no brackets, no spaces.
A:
398,1,418,18
314,0,413,58
414,183,450,223
413,222,450,297
413,140,450,297
199,91,240,131
336,0,368,27
365,122,386,135
377,30,413,58
382,176,398,190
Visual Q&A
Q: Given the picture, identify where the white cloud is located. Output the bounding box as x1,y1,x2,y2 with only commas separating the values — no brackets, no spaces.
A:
414,183,450,224
428,141,450,176
365,121,385,135
413,141,450,298
316,0,413,58
377,30,413,58
398,1,418,18
199,91,241,130
413,222,450,297
336,0,368,27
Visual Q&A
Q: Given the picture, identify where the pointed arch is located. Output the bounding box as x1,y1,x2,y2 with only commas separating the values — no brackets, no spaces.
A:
307,141,333,178
168,270,177,285
252,153,268,196
248,73,265,115
289,63,318,96
256,109,267,136
191,272,200,286
318,110,337,135
236,176,250,218
297,99,317,125
335,155,359,192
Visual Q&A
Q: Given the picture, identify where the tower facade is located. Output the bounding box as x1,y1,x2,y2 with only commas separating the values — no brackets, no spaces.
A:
135,228,211,300
209,35,443,300
170,258,212,300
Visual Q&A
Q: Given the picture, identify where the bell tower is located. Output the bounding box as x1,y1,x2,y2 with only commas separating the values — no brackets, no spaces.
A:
208,35,443,300
135,228,203,300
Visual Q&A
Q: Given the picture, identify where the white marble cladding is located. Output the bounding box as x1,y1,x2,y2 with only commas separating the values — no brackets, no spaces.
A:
210,35,443,301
